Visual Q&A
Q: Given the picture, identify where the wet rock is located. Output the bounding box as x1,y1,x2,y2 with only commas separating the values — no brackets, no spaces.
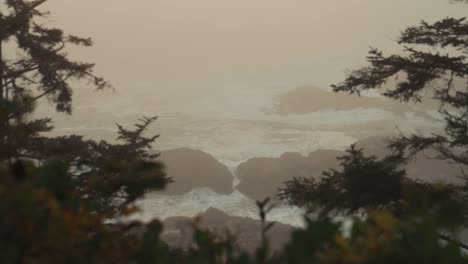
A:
160,207,294,253
160,148,234,195
236,149,343,200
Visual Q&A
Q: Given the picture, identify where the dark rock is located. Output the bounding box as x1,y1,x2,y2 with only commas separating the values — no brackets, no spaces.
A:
271,85,437,115
160,207,294,253
236,136,463,201
160,148,234,195
236,149,344,200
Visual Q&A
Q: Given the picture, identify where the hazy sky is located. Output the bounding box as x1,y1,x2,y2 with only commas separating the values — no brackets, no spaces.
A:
39,0,466,114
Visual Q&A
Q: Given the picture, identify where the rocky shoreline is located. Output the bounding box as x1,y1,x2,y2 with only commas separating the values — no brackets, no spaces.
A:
160,207,294,253
157,136,462,202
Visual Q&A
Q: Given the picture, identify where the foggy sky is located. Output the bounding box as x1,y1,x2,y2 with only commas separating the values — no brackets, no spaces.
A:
39,0,466,115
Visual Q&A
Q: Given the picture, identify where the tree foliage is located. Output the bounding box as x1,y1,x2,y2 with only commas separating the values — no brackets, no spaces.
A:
2,0,468,263
0,0,170,217
279,1,468,255
2,165,467,264
281,1,468,216
332,16,468,167
279,146,407,215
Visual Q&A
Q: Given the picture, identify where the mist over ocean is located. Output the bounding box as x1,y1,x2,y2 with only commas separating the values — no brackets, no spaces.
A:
26,0,463,227
34,84,441,226
3,0,468,261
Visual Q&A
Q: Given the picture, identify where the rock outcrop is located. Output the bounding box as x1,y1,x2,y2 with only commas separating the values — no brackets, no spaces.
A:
236,136,463,201
160,148,233,195
271,85,437,115
160,207,294,253
236,149,343,200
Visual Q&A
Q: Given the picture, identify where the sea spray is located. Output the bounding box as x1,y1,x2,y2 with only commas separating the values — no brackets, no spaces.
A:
130,188,306,227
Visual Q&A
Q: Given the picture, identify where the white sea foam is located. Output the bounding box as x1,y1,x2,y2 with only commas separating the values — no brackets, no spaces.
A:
130,188,306,227
37,84,442,226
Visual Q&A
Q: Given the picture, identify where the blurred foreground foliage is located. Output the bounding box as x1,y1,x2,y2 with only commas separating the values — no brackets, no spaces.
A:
280,2,468,261
1,1,468,263
2,160,468,264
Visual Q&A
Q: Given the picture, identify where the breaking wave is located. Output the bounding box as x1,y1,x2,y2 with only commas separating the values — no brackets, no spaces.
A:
131,188,306,227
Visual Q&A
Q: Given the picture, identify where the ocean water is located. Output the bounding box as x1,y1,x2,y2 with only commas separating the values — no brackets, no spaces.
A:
36,85,442,226
131,188,307,227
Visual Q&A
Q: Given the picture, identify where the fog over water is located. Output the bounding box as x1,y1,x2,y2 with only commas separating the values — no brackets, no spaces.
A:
34,1,466,225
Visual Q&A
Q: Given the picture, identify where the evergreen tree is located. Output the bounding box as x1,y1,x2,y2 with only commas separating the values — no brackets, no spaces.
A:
0,0,170,217
1,1,468,263
280,0,468,221
279,146,407,215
